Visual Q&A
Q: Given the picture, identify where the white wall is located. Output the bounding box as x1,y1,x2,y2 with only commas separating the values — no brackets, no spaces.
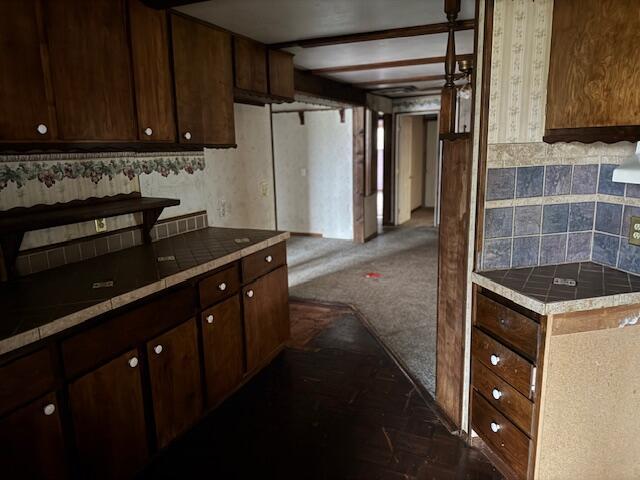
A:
272,106,353,239
410,117,425,211
424,119,439,208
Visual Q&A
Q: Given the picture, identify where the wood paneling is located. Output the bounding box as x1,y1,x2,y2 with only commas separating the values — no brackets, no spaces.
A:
234,36,268,94
0,348,55,416
352,107,366,243
201,296,244,407
0,0,56,142
365,112,378,197
45,0,137,141
128,0,176,142
436,134,472,426
268,50,295,100
382,113,393,226
171,14,235,145
147,319,203,449
0,392,67,479
69,349,148,480
243,266,290,372
545,0,640,141
241,242,286,284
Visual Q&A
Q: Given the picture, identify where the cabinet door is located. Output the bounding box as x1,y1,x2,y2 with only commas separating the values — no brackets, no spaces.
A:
45,0,137,141
234,36,268,94
0,392,67,479
147,319,202,449
128,0,176,142
201,296,244,408
268,50,295,100
0,0,56,141
171,14,235,145
69,350,148,480
243,266,290,372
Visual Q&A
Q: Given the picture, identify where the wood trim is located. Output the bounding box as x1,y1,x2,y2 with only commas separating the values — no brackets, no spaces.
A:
474,0,495,270
354,73,465,88
550,303,640,336
543,126,640,144
270,19,475,49
294,69,367,105
0,142,234,154
310,54,473,75
352,107,366,243
382,114,393,226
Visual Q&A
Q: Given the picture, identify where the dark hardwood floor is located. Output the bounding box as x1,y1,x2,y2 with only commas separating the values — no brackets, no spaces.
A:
139,301,501,480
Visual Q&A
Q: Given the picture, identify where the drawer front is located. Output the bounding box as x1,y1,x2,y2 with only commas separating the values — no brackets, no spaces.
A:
0,349,56,416
472,359,533,436
241,242,286,284
472,391,531,479
199,263,240,309
472,328,534,398
476,293,539,361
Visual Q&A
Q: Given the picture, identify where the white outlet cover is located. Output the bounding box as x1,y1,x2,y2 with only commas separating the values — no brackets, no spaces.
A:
300,168,307,177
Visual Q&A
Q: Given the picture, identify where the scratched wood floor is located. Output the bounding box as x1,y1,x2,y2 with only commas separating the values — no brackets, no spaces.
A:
140,301,502,480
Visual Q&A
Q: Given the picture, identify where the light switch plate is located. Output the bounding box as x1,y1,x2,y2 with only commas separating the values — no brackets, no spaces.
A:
630,216,640,246
95,218,107,233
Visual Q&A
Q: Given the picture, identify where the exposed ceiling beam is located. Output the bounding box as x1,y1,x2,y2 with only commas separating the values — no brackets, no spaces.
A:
294,69,367,105
140,0,197,8
310,53,473,75
270,19,475,49
354,73,465,88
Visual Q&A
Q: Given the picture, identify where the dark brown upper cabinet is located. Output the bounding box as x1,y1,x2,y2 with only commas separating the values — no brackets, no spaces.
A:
128,0,176,142
0,0,57,142
171,14,235,146
268,49,295,101
544,0,640,143
45,0,137,141
234,36,268,94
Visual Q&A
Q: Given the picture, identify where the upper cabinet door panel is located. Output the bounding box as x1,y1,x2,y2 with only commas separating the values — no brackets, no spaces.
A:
268,50,295,100
545,0,640,138
171,14,235,146
234,36,268,94
128,0,176,142
45,0,137,141
0,0,56,141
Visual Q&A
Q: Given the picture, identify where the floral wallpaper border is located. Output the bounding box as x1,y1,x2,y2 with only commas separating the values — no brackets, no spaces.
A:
0,154,205,190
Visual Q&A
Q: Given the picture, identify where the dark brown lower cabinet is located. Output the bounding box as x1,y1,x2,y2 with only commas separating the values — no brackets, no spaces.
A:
69,349,148,480
147,319,203,449
201,295,244,407
0,392,67,479
243,266,290,372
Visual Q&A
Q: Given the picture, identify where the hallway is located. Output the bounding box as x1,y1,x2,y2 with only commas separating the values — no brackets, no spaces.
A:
287,208,438,395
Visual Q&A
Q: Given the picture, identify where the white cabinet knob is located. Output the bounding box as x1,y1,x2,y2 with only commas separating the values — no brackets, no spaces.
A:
218,282,227,291
183,131,192,140
206,314,214,324
37,123,48,135
128,357,139,368
490,354,500,366
490,422,501,433
154,344,163,355
265,255,273,263
43,403,56,416
492,388,503,400
144,127,153,136
246,289,254,298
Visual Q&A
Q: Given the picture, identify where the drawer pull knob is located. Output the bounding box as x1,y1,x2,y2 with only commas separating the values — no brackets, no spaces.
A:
492,388,503,400
207,314,214,324
246,289,254,298
490,422,501,433
154,344,163,355
128,357,139,368
265,255,273,263
218,282,227,291
183,131,192,140
43,403,56,416
144,127,153,136
490,354,500,366
37,123,48,135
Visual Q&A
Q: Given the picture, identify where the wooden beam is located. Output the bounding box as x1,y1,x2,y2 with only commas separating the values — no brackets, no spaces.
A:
140,0,198,8
439,0,462,136
354,73,465,88
294,69,367,105
310,54,473,75
270,19,475,49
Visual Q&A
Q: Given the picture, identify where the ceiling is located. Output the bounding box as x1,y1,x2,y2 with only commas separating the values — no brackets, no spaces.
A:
176,0,476,98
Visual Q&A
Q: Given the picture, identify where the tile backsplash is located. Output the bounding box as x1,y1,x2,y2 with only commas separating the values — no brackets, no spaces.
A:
482,155,640,274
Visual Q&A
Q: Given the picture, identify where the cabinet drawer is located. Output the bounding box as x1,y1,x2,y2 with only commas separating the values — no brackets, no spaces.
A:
472,391,531,479
472,328,534,398
0,349,56,416
199,263,240,309
476,293,539,361
472,359,533,436
241,242,286,284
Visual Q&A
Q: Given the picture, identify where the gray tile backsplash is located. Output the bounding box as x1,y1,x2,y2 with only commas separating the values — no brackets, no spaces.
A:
514,205,542,236
540,234,567,265
592,233,620,267
484,207,513,238
568,202,595,232
571,164,598,194
567,232,592,262
595,202,623,235
516,166,544,198
544,165,571,196
512,236,540,267
542,204,569,234
486,168,516,200
598,164,625,196
483,238,512,270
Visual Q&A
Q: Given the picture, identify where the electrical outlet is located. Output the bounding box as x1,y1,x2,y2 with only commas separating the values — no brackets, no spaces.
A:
218,200,227,218
95,218,107,233
260,181,269,197
630,216,640,246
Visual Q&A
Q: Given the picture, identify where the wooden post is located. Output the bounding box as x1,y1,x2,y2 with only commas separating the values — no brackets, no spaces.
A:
439,0,461,136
